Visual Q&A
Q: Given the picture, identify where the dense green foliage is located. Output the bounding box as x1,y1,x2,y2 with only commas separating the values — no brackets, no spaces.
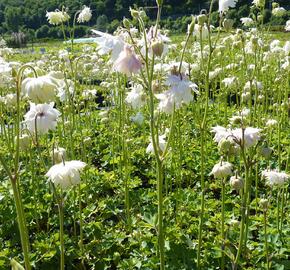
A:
0,0,289,41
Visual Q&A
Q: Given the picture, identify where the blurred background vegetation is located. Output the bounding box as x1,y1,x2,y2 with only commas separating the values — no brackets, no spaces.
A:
0,0,289,47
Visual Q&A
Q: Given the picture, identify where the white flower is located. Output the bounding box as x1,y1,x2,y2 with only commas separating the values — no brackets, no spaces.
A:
82,89,97,100
272,7,286,17
222,76,237,88
91,30,125,62
113,45,142,76
146,134,166,154
52,147,66,164
77,6,92,23
46,160,87,189
283,41,290,55
46,10,70,25
240,17,255,27
4,93,17,107
156,74,198,114
219,0,237,13
131,112,144,125
252,0,264,8
18,134,31,151
21,75,59,103
211,126,261,148
285,20,290,31
210,161,233,178
262,169,289,186
266,119,278,127
23,103,60,134
125,84,145,109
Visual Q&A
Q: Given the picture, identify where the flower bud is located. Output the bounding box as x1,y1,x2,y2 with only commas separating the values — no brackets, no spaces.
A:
197,14,207,25
187,16,196,35
151,39,164,57
156,0,163,6
260,198,269,210
259,146,272,159
139,10,147,19
17,134,31,151
130,8,139,19
272,2,279,9
218,138,232,153
230,175,244,191
52,147,66,164
223,19,234,32
123,18,131,29
83,136,92,146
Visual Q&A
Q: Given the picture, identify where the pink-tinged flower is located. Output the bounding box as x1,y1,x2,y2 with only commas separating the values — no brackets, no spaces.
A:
114,45,142,76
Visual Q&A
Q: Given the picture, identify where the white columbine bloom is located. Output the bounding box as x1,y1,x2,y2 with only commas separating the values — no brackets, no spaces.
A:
125,84,146,109
240,17,255,27
130,112,144,125
92,30,125,62
146,134,166,154
262,169,289,186
156,74,198,114
272,7,286,17
46,160,87,189
210,161,233,178
46,10,70,25
211,126,261,148
21,75,59,103
219,0,237,13
77,6,92,23
23,103,60,134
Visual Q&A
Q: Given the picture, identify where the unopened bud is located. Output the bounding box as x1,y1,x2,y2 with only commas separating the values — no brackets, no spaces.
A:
123,18,131,29
197,14,207,25
218,138,232,153
230,175,244,191
130,8,139,19
223,19,234,32
156,0,163,6
260,198,269,210
188,16,196,35
151,39,164,57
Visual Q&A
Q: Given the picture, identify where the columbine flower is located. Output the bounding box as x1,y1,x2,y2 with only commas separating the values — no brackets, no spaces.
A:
77,6,92,23
219,0,237,13
52,147,66,164
210,161,233,178
21,75,59,103
252,0,265,8
46,160,86,189
113,45,142,76
286,20,290,31
125,83,146,109
23,103,60,134
92,30,125,62
46,10,70,25
262,169,289,186
130,112,144,125
230,175,244,191
272,7,286,17
222,76,237,88
265,119,278,127
211,126,261,148
156,74,198,114
193,23,209,40
146,134,166,154
240,17,255,27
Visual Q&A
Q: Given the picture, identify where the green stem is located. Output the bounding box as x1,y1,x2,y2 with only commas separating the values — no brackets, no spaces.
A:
58,192,65,270
221,179,225,270
264,210,269,270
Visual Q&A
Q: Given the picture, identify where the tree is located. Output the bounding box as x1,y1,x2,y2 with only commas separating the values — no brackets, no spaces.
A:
4,6,23,32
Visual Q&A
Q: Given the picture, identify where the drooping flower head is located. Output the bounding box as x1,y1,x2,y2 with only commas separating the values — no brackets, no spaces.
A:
23,103,60,134
46,9,70,25
114,45,142,76
210,161,233,178
219,0,238,13
77,6,92,23
46,160,87,189
262,169,289,187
